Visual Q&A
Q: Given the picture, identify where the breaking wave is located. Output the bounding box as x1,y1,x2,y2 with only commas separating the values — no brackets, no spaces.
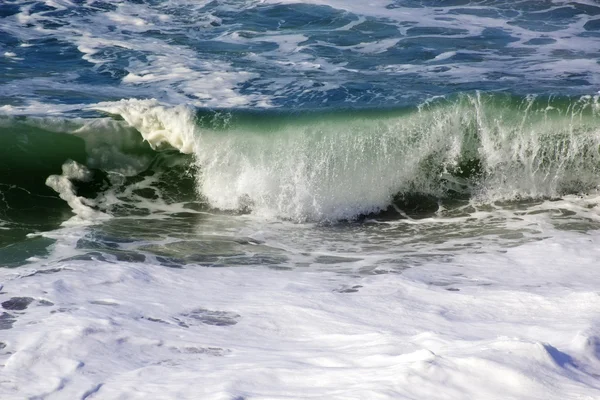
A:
2,92,600,222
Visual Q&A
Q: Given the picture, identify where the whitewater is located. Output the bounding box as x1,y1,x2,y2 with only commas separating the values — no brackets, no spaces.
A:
2,0,600,399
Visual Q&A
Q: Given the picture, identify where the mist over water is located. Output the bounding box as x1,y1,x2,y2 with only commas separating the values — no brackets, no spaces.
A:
2,1,600,399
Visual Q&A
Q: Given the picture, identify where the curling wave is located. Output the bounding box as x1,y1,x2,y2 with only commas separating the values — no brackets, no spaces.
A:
94,93,600,221
2,92,600,222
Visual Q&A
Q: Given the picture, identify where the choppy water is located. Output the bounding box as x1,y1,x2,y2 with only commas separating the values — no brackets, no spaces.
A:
2,1,600,399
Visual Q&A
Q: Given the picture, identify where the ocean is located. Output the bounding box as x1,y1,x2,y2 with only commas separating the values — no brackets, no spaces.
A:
1,0,600,398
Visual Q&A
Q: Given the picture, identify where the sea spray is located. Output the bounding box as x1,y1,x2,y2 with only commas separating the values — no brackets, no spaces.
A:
93,93,600,220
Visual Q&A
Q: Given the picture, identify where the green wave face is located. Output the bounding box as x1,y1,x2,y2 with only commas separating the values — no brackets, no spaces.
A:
0,120,89,245
186,93,600,220
2,93,600,226
0,116,173,247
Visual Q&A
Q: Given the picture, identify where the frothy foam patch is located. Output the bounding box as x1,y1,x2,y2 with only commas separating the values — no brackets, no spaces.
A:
2,0,600,110
1,0,271,109
93,99,197,154
1,221,600,399
45,160,108,223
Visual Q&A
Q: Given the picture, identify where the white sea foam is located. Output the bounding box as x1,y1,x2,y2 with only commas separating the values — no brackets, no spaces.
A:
45,160,108,223
2,0,600,111
1,0,270,108
1,216,599,399
93,99,197,154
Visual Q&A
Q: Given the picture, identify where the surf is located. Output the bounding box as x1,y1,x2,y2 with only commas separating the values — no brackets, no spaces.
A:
94,92,600,221
2,92,600,224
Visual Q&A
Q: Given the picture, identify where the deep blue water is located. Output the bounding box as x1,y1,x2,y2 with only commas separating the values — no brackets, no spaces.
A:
2,0,600,112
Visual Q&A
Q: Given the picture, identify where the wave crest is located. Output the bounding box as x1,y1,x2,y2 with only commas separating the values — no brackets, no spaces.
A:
94,93,600,221
3,93,600,222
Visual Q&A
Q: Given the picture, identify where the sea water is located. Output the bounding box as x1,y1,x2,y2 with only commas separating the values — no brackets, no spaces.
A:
1,1,600,399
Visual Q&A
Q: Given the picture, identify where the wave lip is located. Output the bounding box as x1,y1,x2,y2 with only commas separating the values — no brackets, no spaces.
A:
92,99,197,155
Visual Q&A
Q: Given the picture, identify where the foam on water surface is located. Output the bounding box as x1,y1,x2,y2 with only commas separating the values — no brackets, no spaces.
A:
1,213,600,399
2,0,600,110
